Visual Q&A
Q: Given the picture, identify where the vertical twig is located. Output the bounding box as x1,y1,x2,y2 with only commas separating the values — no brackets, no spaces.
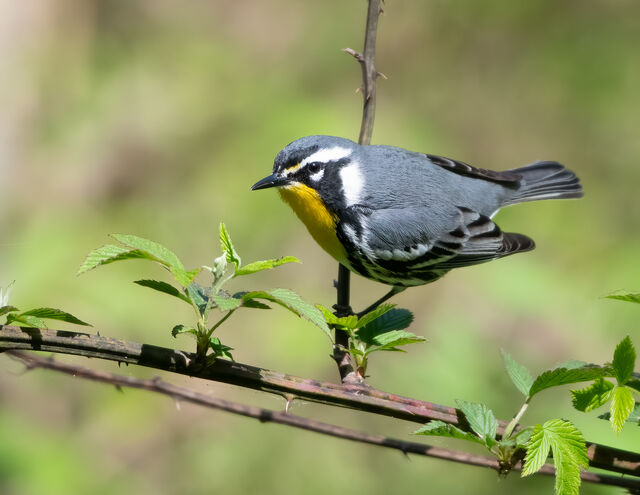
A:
333,0,383,383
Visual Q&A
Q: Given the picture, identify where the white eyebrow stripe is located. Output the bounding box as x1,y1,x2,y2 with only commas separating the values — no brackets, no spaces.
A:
300,146,352,166
339,161,364,207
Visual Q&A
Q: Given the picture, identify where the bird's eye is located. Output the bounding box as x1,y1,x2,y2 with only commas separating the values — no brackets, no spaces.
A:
307,162,322,174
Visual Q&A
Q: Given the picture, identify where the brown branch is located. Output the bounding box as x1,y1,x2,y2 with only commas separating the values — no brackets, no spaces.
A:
1,325,638,479
6,349,639,491
333,0,384,384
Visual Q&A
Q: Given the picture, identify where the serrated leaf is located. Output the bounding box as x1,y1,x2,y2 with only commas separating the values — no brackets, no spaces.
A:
355,303,396,328
455,400,498,442
5,313,47,328
134,279,192,304
18,308,90,326
241,299,271,310
598,401,640,425
522,424,551,476
529,365,612,398
413,420,485,445
522,419,588,495
186,283,212,317
77,244,152,274
211,294,243,311
209,336,233,360
604,291,640,304
555,360,588,370
111,234,185,271
234,256,300,276
362,330,425,353
241,289,331,338
501,349,534,396
612,336,636,385
315,304,358,330
571,378,614,412
610,385,636,433
0,305,19,317
171,325,197,338
357,308,414,340
219,223,241,268
177,268,201,287
513,428,533,448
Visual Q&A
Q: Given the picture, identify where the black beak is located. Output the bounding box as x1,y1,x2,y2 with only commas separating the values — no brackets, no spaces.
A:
250,173,289,191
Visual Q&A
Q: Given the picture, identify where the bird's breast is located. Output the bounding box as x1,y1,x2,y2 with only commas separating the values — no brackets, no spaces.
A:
278,184,347,262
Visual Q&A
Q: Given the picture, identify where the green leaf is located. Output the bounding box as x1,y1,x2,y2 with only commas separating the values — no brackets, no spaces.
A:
77,244,153,274
571,378,614,412
361,330,425,353
513,428,533,448
110,234,195,286
554,360,588,370
522,424,550,476
241,299,271,310
522,419,588,495
455,400,498,442
111,234,184,271
241,289,331,338
5,313,47,328
186,283,212,317
219,223,241,268
171,325,197,338
604,291,640,304
529,365,612,398
610,385,636,433
598,402,640,425
211,294,243,311
501,349,534,396
627,377,640,394
612,336,636,385
0,305,19,317
413,420,485,445
234,256,300,276
358,307,413,336
316,304,358,330
209,336,234,360
134,280,192,304
355,303,396,328
18,308,90,326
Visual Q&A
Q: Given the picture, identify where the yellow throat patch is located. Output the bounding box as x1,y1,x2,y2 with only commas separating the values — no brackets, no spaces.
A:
279,183,346,262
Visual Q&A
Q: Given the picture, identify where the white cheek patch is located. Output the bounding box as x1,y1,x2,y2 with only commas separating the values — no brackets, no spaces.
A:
309,169,325,182
339,162,364,207
301,147,352,167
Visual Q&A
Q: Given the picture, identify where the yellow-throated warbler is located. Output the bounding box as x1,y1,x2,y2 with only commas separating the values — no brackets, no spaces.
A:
252,135,583,303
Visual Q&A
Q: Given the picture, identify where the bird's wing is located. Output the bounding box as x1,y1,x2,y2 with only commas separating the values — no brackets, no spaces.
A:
361,206,534,269
424,154,522,187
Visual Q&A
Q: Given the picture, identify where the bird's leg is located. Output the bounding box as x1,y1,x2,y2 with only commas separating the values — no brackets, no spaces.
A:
357,286,406,318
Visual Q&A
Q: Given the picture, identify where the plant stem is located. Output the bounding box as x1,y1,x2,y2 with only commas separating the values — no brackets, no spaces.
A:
333,0,383,383
503,398,530,440
207,309,236,338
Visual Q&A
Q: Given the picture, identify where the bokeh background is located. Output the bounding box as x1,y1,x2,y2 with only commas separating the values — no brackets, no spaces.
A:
1,1,639,494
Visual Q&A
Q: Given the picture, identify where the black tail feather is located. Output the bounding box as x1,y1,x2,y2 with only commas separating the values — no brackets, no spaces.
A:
505,161,584,206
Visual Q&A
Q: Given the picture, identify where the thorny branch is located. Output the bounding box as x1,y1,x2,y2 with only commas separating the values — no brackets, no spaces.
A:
5,349,640,491
333,0,384,384
1,325,638,483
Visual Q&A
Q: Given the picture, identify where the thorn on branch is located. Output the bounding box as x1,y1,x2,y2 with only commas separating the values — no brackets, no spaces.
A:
343,47,364,63
281,393,296,413
376,71,388,80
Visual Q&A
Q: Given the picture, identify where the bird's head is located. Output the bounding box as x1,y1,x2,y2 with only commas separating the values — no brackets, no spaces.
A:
251,135,359,206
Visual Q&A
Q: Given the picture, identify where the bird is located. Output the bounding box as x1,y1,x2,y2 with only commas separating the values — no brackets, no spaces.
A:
251,135,583,313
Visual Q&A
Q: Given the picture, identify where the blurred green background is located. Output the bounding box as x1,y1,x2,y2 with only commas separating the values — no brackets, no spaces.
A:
1,1,639,494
